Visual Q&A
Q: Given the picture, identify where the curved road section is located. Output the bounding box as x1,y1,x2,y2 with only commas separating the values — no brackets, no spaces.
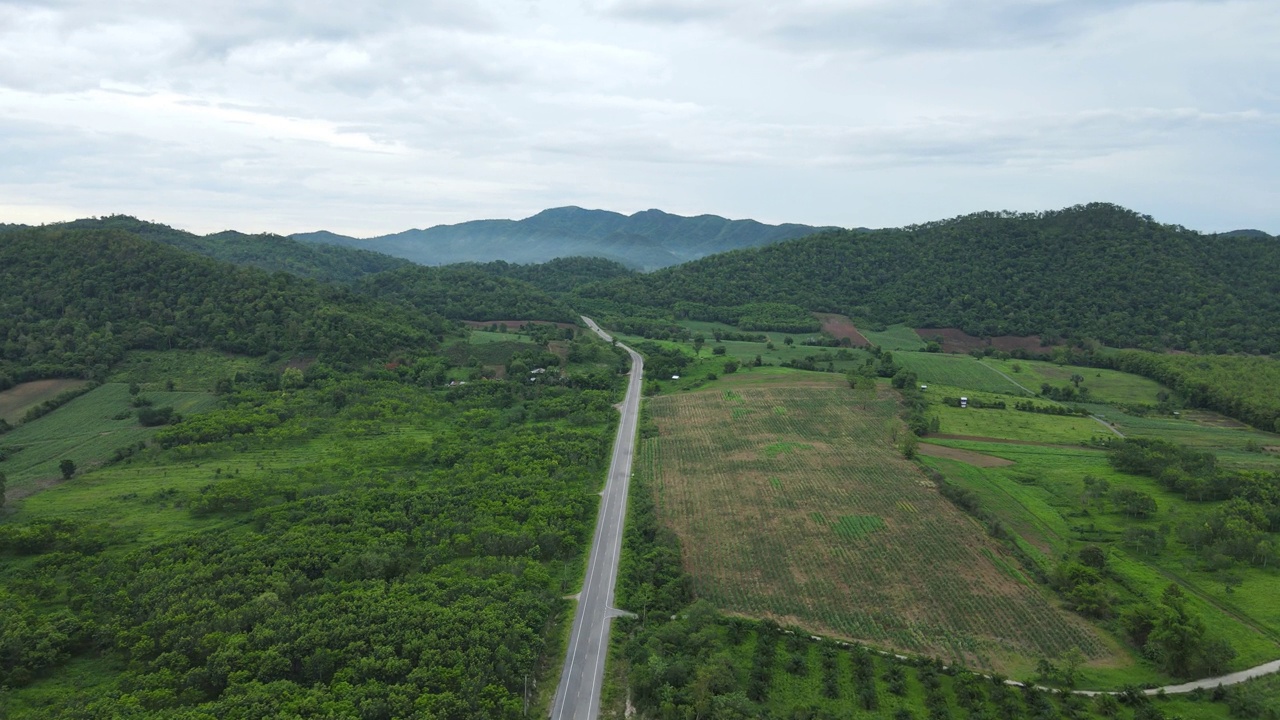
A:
550,317,644,720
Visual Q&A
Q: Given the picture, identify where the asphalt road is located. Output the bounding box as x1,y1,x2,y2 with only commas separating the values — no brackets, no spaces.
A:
549,317,644,720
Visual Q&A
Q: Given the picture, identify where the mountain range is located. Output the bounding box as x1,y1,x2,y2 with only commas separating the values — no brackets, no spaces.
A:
292,206,835,270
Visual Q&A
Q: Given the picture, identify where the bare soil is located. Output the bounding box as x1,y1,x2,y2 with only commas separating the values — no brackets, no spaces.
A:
917,443,1015,467
814,313,871,347
0,379,90,424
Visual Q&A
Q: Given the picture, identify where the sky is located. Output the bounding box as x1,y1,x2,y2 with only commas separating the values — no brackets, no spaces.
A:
1,0,1277,236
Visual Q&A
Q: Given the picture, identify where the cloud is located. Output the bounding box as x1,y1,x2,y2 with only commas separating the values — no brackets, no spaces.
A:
599,0,1248,53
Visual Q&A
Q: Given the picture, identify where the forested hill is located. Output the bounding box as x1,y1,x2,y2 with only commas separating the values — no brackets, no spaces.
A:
575,203,1280,353
293,206,830,270
357,265,579,323
59,215,411,283
454,256,637,294
0,225,448,384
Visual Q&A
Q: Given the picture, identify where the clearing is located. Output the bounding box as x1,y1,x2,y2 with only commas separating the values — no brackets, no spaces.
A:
640,372,1113,675
0,379,90,424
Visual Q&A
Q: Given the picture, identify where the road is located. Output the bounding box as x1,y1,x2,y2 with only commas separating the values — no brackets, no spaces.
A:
549,317,644,720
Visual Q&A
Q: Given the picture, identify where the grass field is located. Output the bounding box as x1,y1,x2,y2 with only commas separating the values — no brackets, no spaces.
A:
0,379,91,424
641,373,1114,675
0,383,216,499
896,352,1031,395
858,324,927,351
980,357,1168,405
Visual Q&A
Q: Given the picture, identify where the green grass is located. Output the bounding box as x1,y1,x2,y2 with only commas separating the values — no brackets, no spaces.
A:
106,349,266,392
859,324,926,351
896,352,1030,395
930,399,1106,444
0,384,217,493
468,329,536,344
980,357,1169,405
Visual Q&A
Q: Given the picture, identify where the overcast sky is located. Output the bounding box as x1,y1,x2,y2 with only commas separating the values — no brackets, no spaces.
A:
2,0,1277,236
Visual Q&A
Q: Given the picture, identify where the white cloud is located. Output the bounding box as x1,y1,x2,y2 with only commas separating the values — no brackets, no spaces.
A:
0,0,1275,234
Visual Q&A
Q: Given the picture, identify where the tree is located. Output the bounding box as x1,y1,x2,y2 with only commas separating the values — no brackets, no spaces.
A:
0,470,6,508
723,360,739,374
783,336,793,346
59,459,76,479
693,335,705,356
1070,373,1084,389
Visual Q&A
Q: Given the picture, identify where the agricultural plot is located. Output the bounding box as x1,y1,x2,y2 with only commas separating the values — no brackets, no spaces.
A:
980,358,1168,406
858,324,926,351
0,383,216,495
922,438,1280,675
0,379,90,424
895,353,1029,395
641,374,1112,674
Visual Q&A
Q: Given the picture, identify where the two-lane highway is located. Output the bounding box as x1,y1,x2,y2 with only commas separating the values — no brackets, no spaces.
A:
549,317,644,720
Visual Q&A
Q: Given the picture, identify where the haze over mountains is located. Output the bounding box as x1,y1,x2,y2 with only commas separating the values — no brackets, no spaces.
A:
291,206,836,270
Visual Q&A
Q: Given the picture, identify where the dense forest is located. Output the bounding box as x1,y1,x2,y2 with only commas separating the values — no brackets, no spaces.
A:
457,257,636,295
0,226,447,387
575,204,1280,353
356,265,577,323
58,216,411,284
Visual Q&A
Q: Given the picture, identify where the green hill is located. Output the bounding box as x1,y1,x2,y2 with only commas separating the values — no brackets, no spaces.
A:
293,206,831,270
0,225,446,385
59,215,411,283
576,203,1280,353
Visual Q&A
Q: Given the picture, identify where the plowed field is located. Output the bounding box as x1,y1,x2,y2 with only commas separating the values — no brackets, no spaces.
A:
640,374,1112,673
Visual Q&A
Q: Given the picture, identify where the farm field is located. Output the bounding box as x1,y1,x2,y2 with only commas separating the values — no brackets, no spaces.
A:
895,352,1030,395
858,323,926,351
0,383,216,497
980,357,1168,405
0,379,91,424
640,372,1117,676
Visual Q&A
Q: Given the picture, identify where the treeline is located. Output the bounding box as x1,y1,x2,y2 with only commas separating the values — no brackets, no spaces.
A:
0,226,449,382
574,203,1280,353
671,301,821,333
1100,351,1280,433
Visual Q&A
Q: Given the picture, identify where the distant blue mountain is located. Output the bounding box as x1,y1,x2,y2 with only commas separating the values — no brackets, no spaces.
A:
292,207,834,270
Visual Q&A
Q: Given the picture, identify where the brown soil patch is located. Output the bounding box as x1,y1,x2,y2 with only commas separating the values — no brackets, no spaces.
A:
917,443,1015,467
462,320,577,331
0,379,90,424
814,313,871,347
916,328,1061,355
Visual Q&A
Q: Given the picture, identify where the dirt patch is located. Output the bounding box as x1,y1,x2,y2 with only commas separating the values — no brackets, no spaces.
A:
917,443,1015,467
462,320,577,331
915,328,1062,355
0,379,90,424
814,313,870,347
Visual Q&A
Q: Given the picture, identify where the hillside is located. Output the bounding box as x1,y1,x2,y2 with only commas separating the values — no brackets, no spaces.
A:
357,265,579,323
576,203,1280,353
58,215,411,283
293,206,831,269
0,225,446,385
